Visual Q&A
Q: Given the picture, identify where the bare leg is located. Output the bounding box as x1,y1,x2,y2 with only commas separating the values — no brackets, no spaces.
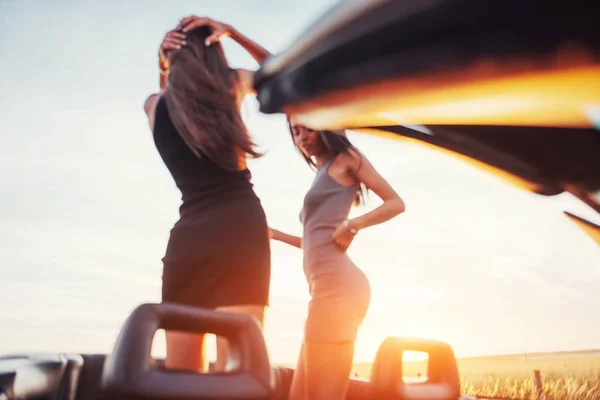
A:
302,340,355,400
165,331,207,372
212,305,266,372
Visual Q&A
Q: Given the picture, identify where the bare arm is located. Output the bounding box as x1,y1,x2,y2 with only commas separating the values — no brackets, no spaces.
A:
223,26,271,97
157,29,186,89
331,150,405,251
179,17,272,65
143,93,162,130
175,17,271,98
271,228,302,249
346,151,405,232
159,58,169,90
235,68,257,97
226,26,272,65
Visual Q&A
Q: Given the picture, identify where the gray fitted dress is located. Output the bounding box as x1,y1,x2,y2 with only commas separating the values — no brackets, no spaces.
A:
299,158,371,342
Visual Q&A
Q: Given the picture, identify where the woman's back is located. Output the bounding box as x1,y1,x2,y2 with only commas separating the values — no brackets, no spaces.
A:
145,15,273,375
153,95,258,217
152,93,270,309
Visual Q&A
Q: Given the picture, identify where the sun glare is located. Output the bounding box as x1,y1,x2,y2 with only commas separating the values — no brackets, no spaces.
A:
288,65,600,129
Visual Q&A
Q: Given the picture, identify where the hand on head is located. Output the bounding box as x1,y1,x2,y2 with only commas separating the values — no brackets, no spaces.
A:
176,16,232,46
159,16,232,66
159,29,186,62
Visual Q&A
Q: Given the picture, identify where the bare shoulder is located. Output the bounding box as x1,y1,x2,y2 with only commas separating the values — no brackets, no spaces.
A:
337,147,368,174
144,93,161,116
235,68,254,84
143,92,163,131
234,68,256,97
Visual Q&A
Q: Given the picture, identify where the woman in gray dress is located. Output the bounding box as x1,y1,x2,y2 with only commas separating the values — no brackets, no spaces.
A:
270,115,406,400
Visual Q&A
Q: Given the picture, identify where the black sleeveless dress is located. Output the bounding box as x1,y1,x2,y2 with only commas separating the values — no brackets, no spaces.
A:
152,95,271,308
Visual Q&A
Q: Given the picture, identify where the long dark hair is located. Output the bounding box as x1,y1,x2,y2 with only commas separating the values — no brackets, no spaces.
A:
163,26,261,171
287,120,368,205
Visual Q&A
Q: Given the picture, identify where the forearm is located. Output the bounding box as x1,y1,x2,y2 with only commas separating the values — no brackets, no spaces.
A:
159,70,168,89
272,230,302,249
159,53,169,89
229,26,271,64
349,198,405,232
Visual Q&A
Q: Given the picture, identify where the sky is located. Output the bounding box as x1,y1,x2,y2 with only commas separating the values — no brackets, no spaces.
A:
1,0,599,364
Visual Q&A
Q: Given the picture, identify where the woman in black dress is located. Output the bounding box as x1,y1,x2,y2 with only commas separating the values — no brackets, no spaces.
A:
143,16,272,372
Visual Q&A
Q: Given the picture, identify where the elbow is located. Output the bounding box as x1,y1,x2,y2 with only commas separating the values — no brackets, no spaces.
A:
393,197,405,216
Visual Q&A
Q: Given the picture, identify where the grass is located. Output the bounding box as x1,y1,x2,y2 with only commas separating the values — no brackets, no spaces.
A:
351,353,600,400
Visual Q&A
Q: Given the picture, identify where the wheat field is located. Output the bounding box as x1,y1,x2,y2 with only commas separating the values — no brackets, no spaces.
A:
351,353,600,400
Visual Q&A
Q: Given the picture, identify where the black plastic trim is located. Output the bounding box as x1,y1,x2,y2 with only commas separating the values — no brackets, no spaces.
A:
255,0,600,114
